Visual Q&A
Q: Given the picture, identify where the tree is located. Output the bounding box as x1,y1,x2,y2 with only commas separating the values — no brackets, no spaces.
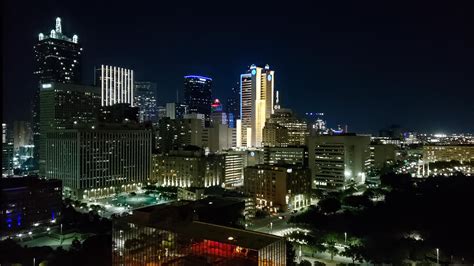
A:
325,241,339,261
318,197,341,214
299,259,312,266
286,240,296,266
341,244,364,264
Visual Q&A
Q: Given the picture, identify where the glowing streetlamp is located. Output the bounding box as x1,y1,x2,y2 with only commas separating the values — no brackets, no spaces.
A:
436,248,439,264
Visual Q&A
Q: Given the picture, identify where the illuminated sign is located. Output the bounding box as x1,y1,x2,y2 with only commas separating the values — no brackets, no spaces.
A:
267,75,272,81
251,69,256,75
41,83,52,89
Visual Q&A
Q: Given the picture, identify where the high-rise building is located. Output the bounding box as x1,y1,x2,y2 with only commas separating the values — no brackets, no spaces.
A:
95,65,134,107
134,81,158,123
183,75,212,126
263,107,308,147
226,83,240,128
307,134,371,191
244,164,311,212
157,117,204,153
1,176,62,232
13,121,33,151
240,64,275,148
210,98,228,126
44,127,152,199
39,82,101,176
34,17,82,84
112,203,286,266
33,18,82,161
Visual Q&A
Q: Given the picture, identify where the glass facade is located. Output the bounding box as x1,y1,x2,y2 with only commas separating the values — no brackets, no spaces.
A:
183,75,212,126
112,219,286,266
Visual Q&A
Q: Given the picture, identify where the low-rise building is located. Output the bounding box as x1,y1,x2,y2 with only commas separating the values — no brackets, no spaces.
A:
112,203,285,265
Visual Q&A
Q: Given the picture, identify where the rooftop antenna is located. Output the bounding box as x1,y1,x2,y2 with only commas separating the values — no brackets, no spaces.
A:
55,17,62,34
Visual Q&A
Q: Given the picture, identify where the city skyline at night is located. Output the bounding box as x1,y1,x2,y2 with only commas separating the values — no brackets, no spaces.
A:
3,1,474,134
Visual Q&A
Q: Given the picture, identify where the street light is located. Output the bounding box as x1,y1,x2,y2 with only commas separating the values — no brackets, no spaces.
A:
60,223,63,244
436,248,439,264
270,222,273,234
344,232,347,244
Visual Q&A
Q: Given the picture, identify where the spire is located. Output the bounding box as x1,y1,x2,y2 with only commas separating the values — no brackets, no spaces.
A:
55,17,62,34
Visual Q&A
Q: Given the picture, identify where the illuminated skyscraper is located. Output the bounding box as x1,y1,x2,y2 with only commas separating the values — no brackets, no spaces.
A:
183,75,212,126
240,64,275,148
95,65,134,107
33,17,82,161
34,17,82,84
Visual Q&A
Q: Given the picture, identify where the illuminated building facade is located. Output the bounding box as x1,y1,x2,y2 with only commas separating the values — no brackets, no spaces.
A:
423,144,474,163
211,98,228,126
157,117,204,153
34,17,81,84
222,151,246,188
1,176,62,233
95,65,134,107
184,75,212,126
240,64,275,148
134,81,158,123
2,123,14,176
244,164,311,212
307,134,371,190
13,121,33,151
112,204,286,266
264,146,308,166
152,150,224,187
44,128,152,199
263,108,308,147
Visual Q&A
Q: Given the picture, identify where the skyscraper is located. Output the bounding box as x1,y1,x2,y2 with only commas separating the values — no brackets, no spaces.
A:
240,64,275,148
33,17,82,162
95,65,134,107
183,75,212,125
34,17,82,84
134,81,158,123
226,83,240,128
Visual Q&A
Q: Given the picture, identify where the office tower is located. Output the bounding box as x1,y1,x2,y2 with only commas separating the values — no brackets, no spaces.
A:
423,144,474,163
369,143,398,169
165,102,188,119
264,146,308,166
33,18,82,161
112,203,286,266
244,164,311,212
1,176,62,232
152,150,224,187
38,82,101,176
307,134,371,191
240,64,275,148
134,81,158,123
263,107,308,147
157,117,204,153
99,103,139,124
210,98,228,126
34,17,82,84
157,105,167,120
95,65,134,106
44,127,152,200
183,75,212,125
226,83,240,128
13,121,33,151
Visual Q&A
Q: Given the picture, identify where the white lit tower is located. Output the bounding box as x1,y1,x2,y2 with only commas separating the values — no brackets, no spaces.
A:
239,64,275,148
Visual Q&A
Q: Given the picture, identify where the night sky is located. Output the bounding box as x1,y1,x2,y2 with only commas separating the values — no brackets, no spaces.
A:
3,1,474,134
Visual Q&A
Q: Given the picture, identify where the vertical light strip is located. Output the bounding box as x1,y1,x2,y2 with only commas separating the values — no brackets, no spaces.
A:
101,65,104,106
130,70,134,107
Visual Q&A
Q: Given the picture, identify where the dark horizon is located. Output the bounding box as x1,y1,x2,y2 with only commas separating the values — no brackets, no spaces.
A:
3,1,474,134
